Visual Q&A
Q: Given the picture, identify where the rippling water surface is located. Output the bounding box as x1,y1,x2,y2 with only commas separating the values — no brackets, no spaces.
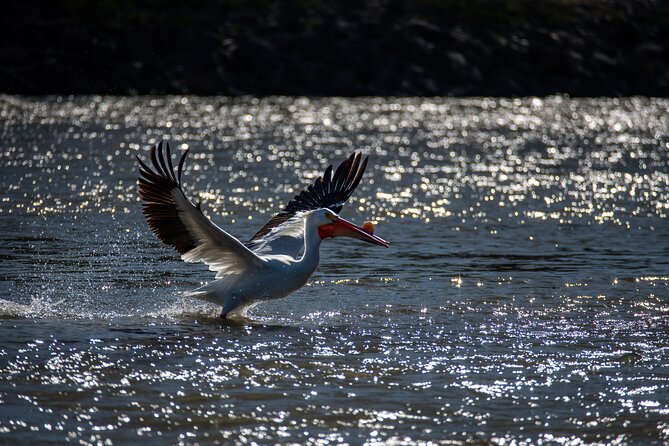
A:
1,96,668,445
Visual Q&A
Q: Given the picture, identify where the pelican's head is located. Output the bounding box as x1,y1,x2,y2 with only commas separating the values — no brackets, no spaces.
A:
310,208,390,247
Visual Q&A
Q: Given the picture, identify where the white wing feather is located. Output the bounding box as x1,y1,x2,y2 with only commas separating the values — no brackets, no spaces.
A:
247,213,306,257
172,192,265,276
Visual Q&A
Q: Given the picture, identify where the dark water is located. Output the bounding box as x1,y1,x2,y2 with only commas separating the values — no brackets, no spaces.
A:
1,96,668,445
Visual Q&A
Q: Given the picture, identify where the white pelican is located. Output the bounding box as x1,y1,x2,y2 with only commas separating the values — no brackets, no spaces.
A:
137,142,389,317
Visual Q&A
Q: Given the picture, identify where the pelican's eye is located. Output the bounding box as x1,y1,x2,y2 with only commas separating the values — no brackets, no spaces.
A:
326,212,337,222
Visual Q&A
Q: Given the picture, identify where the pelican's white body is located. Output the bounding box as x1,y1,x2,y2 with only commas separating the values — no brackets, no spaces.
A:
191,210,326,315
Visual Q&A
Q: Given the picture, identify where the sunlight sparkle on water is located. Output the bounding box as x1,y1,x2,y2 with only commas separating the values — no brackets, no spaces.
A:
1,95,668,444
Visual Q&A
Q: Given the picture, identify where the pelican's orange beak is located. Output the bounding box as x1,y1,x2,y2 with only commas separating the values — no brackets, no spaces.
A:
319,217,390,247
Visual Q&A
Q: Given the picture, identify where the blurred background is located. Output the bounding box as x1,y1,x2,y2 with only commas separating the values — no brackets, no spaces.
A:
3,0,668,96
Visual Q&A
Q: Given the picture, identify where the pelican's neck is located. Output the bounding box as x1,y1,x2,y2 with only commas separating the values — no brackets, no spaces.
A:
298,217,322,267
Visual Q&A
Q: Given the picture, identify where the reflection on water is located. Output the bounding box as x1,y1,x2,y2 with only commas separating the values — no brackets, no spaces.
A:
1,96,668,444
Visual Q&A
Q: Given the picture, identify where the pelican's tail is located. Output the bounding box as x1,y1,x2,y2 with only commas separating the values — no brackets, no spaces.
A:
184,287,245,318
183,289,215,301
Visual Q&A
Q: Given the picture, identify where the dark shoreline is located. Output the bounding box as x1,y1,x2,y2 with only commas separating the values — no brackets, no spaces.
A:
3,0,668,97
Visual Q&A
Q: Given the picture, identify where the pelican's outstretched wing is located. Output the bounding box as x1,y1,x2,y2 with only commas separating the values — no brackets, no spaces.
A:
137,141,264,277
247,152,368,256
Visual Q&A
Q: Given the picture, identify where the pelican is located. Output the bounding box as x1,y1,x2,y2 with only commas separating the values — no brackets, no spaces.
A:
137,142,389,318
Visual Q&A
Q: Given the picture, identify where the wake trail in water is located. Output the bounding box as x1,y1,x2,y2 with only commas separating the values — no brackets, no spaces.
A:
0,293,220,320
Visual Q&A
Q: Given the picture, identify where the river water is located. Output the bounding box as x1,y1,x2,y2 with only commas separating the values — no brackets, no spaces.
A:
1,96,668,445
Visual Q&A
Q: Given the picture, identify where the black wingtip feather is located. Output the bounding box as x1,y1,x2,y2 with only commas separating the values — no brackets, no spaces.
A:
165,143,176,183
177,148,190,185
347,156,368,196
137,141,198,255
